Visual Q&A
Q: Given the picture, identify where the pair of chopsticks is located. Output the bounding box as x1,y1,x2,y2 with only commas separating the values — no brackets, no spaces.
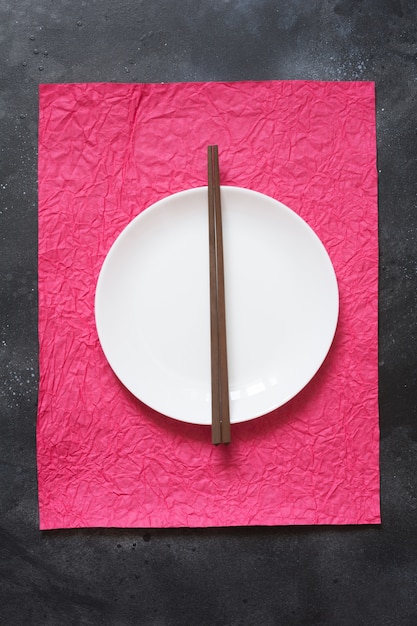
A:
208,145,231,445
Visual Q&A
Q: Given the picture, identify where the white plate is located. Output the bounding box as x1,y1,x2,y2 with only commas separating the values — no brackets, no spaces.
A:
95,186,339,425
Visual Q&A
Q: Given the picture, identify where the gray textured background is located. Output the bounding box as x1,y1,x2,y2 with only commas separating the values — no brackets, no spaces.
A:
1,1,417,624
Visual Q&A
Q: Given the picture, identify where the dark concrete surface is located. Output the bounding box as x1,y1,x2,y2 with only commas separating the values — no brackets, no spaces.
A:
1,1,417,624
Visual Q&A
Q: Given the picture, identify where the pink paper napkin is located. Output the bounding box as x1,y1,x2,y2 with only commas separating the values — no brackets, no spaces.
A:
37,80,380,529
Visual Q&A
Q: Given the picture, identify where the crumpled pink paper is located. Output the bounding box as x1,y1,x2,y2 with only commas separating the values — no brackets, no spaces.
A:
37,81,380,529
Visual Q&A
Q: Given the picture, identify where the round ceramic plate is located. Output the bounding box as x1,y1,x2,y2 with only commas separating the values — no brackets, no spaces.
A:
95,186,339,425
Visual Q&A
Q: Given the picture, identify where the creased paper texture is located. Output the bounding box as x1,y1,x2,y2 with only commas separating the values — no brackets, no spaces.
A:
37,81,380,529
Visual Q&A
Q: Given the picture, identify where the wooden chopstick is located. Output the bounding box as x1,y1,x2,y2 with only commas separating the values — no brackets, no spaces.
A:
208,145,231,444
